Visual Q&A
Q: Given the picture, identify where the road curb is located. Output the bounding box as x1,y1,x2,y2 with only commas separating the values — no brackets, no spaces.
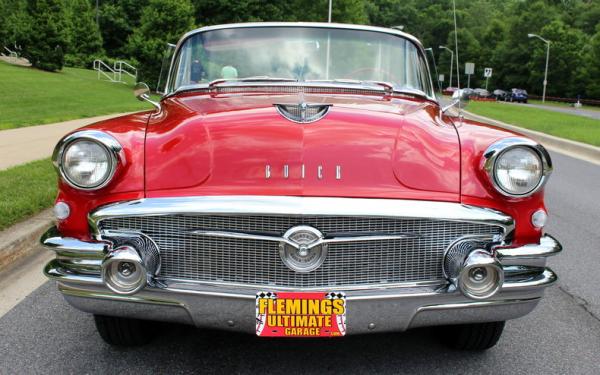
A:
463,111,600,165
0,209,52,273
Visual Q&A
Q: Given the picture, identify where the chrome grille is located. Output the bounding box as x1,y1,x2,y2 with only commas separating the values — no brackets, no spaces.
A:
99,215,503,288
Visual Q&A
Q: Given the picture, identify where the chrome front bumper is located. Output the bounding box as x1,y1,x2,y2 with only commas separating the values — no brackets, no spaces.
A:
42,225,561,334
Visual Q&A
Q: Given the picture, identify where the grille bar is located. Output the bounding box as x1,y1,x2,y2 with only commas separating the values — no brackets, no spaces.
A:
99,215,503,289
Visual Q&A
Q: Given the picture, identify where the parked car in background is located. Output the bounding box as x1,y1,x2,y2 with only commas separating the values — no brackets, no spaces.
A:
510,88,528,103
493,89,508,101
442,86,459,96
41,22,560,351
473,88,490,98
461,87,475,98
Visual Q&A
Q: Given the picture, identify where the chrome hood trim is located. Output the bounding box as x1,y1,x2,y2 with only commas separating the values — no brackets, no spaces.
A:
88,196,514,240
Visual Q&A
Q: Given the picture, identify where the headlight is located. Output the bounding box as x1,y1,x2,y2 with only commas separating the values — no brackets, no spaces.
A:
53,131,123,190
494,147,542,195
483,138,552,197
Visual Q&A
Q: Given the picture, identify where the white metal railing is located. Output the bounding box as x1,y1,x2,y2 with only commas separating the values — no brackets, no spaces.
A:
3,47,19,63
93,59,118,82
113,61,137,83
93,59,138,83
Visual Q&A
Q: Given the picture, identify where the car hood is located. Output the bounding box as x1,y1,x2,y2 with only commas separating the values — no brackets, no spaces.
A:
144,93,460,201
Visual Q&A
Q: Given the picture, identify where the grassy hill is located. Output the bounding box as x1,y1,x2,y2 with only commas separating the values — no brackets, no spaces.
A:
0,61,154,130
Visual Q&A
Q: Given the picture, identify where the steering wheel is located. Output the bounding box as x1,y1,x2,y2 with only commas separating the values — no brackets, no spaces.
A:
345,67,397,83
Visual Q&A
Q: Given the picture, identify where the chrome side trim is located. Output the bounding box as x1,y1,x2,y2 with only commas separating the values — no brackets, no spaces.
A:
88,196,515,240
416,297,540,312
41,226,107,259
501,268,557,290
188,229,420,251
482,137,553,198
51,130,125,191
496,234,562,259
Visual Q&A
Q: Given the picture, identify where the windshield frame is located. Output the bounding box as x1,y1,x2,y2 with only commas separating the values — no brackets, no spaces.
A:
164,22,436,101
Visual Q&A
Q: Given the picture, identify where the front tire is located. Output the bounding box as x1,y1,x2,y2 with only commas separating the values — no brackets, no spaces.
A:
94,315,155,347
440,321,505,350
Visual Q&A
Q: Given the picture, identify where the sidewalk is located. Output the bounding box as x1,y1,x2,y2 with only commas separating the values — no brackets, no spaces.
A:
0,113,132,170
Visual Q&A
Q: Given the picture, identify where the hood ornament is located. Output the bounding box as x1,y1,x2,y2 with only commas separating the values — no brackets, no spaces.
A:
275,102,331,124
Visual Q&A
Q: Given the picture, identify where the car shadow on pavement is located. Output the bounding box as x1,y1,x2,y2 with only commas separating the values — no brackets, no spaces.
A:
97,322,488,374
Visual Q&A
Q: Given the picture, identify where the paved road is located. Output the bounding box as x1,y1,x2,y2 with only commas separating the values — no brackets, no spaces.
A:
504,101,600,120
0,151,599,374
0,113,131,170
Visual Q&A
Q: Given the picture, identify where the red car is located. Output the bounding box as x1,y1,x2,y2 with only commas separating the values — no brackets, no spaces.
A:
42,23,561,349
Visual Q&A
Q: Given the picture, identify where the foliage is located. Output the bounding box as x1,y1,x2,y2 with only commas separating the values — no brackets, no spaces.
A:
21,0,67,71
0,61,154,130
1,0,600,98
126,0,195,88
63,0,104,68
99,0,148,57
0,0,30,52
0,159,56,231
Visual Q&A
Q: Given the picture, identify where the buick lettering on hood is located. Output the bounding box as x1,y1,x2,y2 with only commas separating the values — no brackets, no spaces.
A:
42,23,561,349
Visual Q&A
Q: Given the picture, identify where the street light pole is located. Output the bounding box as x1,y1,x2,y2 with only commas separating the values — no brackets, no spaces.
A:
439,45,454,88
528,33,551,103
425,48,440,93
328,0,332,23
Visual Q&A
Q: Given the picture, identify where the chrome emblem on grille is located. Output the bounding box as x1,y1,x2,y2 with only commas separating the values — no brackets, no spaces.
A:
279,226,328,273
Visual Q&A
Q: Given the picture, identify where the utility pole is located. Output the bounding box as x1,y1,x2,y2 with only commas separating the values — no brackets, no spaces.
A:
528,33,551,103
439,45,454,88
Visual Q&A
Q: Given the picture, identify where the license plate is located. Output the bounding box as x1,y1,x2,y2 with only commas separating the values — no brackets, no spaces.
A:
256,292,346,337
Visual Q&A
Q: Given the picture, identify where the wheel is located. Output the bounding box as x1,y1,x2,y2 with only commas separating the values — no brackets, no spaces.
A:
439,321,505,350
94,315,155,346
524,100,528,104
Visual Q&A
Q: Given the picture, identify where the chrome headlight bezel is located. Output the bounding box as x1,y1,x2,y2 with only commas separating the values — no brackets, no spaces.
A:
482,137,552,198
52,130,124,191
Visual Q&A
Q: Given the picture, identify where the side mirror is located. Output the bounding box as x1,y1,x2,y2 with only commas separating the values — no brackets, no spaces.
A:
442,89,470,114
452,89,471,109
134,82,161,111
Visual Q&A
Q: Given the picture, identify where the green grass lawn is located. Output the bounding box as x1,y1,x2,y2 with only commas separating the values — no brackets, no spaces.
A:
0,61,154,130
529,99,600,112
0,159,56,231
468,101,600,147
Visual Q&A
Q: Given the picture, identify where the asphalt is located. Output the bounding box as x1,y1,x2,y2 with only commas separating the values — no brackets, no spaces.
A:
0,151,599,374
504,101,600,120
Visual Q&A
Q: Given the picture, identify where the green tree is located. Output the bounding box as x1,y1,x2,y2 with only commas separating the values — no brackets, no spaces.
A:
99,0,148,57
63,0,104,67
193,0,366,25
585,24,600,98
529,20,586,97
0,0,31,53
22,0,68,71
127,0,195,87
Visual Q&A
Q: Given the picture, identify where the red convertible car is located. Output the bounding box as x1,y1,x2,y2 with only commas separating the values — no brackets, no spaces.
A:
42,23,561,349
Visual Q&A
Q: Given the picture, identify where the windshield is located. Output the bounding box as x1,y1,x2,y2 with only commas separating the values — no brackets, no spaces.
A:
167,26,433,96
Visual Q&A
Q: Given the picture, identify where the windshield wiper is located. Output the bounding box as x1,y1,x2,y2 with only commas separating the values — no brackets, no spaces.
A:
307,79,396,94
208,76,297,88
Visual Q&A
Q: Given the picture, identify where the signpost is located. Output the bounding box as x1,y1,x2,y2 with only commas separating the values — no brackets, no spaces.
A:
484,67,493,90
465,62,475,88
